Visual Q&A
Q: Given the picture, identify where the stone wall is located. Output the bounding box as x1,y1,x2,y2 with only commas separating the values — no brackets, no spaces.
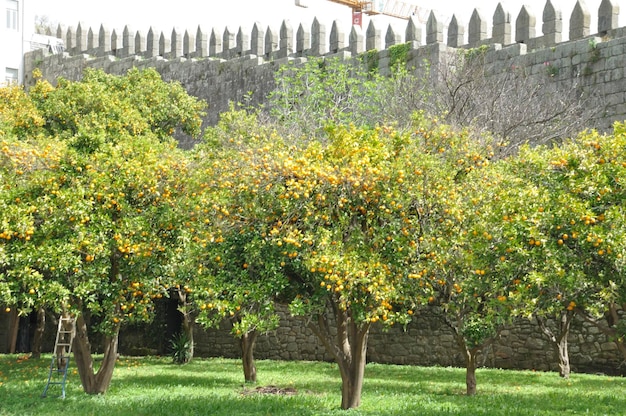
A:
2,302,622,375
23,0,626,137
192,304,625,376
0,311,12,353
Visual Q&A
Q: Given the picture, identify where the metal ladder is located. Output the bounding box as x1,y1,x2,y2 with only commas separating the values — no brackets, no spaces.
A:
42,315,75,399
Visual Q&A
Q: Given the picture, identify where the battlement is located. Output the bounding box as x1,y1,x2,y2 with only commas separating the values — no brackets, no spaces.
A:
24,0,626,139
37,0,622,62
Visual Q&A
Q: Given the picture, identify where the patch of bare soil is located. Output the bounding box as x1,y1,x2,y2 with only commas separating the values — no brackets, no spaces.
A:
240,385,298,396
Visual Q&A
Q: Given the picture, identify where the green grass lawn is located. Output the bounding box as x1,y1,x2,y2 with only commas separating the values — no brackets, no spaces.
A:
0,354,624,415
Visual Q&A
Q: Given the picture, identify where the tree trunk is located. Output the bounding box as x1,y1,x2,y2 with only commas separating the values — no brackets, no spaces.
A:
241,330,258,383
178,290,194,362
30,307,46,359
449,319,482,396
556,334,570,378
73,313,120,394
308,299,370,410
536,311,574,378
337,330,368,410
465,349,478,396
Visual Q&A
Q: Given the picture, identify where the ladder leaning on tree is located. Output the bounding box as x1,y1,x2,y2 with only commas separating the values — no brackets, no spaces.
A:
42,315,76,399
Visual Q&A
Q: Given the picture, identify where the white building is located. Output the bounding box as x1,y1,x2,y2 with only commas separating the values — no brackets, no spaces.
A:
1,0,34,85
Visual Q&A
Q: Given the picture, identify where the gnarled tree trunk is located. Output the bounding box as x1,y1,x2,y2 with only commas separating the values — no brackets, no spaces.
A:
73,313,120,394
241,330,258,383
465,350,478,396
308,298,371,410
336,329,368,410
30,307,46,359
536,311,574,378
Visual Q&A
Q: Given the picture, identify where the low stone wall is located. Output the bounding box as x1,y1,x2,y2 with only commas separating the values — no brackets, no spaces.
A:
192,304,625,376
1,302,622,375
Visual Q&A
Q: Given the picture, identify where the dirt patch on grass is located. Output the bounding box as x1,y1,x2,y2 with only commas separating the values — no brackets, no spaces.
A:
240,385,298,396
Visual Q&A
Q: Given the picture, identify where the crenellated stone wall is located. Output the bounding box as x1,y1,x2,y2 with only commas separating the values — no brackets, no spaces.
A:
24,0,626,137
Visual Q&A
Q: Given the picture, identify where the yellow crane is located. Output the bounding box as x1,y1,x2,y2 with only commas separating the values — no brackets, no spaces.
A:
296,0,425,26
325,1,381,15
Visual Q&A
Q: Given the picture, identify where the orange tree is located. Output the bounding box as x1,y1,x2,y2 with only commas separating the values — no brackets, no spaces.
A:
175,108,283,377
0,83,52,355
419,122,623,390
440,124,626,382
487,142,606,379
514,126,626,364
190,115,439,409
265,60,501,401
405,117,624,390
0,138,67,354
0,68,205,394
399,120,537,396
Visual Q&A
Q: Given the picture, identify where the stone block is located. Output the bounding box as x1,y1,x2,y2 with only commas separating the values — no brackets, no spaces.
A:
494,346,514,359
580,343,599,353
530,64,543,75
610,68,623,81
601,342,618,351
557,43,574,58
606,55,621,70
524,337,546,350
610,43,625,56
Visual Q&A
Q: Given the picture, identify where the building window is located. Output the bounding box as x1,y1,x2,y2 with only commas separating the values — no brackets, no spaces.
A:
5,68,18,84
6,0,18,31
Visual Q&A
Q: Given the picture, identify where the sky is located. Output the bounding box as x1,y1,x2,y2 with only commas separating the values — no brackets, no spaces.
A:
27,0,617,42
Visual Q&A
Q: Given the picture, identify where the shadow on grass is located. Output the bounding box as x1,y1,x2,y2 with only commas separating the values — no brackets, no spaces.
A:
71,393,335,416
112,359,339,392
3,356,626,416
29,385,626,416
109,373,240,390
360,365,626,415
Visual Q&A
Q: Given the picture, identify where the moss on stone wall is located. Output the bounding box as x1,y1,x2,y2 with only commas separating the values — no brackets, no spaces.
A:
359,49,379,72
388,42,411,69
